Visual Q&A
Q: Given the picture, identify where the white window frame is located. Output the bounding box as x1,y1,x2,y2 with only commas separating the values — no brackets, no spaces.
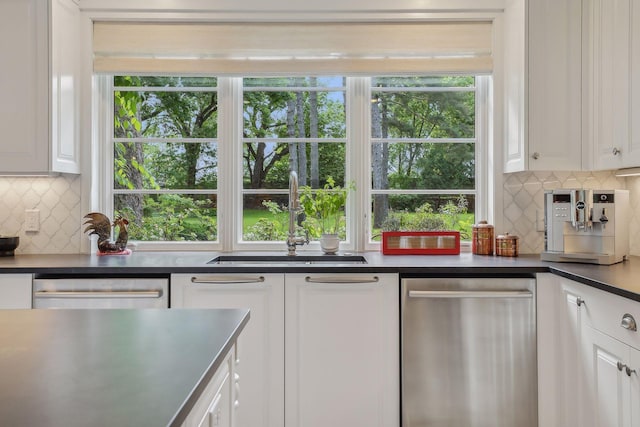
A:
97,75,490,252
360,75,490,252
233,77,350,252
98,76,222,252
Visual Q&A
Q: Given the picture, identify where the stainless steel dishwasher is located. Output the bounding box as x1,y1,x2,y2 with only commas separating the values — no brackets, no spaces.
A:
401,277,537,427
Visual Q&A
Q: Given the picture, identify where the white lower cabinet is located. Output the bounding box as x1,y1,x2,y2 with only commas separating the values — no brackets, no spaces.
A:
582,326,635,427
182,344,235,427
631,347,640,427
171,273,285,427
171,272,400,427
0,274,32,309
284,273,399,427
538,273,640,427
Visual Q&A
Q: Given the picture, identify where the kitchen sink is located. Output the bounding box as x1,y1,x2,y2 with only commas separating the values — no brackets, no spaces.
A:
207,254,368,265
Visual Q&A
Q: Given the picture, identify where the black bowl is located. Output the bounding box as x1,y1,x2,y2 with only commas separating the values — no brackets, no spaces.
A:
0,236,19,257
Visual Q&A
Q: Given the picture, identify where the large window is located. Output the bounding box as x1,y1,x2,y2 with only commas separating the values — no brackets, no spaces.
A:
242,77,347,242
106,75,486,250
112,77,218,242
369,76,477,242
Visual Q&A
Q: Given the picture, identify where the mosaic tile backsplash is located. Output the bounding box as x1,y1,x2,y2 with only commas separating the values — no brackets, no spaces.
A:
0,176,82,254
502,171,633,254
1,171,640,255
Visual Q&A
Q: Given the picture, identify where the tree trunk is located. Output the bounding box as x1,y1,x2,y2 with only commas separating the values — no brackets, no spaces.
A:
251,143,266,189
296,86,307,186
114,101,144,226
371,98,389,228
309,77,319,188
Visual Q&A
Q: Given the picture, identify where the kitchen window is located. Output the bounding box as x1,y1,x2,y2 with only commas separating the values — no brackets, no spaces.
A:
111,76,219,245
103,75,487,251
241,77,347,243
369,76,479,243
95,20,493,251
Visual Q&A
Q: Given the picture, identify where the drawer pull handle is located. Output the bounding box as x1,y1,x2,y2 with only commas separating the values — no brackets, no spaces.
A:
621,313,637,332
191,276,265,284
576,297,585,307
617,361,625,372
304,276,379,284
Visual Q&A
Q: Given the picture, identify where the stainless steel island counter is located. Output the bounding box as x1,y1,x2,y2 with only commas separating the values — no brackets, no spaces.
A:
0,308,249,427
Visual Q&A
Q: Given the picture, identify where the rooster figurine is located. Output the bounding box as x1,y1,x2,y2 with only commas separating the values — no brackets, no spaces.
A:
83,212,131,255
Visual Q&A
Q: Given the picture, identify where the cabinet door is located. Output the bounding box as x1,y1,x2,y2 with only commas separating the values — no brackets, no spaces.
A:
284,273,399,427
0,274,32,309
0,0,49,173
537,274,587,426
171,274,284,427
631,346,640,427
50,0,80,173
586,0,632,170
528,0,583,171
631,0,640,169
582,325,632,427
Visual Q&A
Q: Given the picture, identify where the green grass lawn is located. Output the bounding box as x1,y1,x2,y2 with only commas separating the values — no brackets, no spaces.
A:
243,209,288,231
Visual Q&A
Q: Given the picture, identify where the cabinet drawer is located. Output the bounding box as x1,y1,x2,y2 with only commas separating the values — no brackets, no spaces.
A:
567,280,640,350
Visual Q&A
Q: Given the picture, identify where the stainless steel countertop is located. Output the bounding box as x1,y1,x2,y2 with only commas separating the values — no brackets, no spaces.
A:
0,308,249,427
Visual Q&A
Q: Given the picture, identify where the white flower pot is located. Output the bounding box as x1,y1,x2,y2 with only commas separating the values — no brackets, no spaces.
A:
319,233,340,255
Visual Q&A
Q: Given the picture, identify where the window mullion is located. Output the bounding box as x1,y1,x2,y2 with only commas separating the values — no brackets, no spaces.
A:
346,77,371,252
217,77,242,251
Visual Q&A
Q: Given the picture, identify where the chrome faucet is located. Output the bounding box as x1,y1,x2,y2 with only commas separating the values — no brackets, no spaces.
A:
287,170,309,256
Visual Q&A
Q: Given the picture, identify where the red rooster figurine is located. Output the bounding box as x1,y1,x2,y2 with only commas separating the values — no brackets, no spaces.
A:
83,213,131,255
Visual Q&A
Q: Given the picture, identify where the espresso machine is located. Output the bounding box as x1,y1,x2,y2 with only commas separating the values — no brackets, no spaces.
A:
541,189,629,265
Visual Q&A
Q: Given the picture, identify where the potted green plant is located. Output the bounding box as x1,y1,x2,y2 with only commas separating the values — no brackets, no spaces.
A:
300,178,354,254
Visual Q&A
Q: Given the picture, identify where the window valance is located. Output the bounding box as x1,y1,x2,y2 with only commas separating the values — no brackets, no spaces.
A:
93,21,493,75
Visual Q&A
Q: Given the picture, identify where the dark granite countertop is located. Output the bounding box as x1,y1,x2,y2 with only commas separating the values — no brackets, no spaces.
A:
0,251,549,275
1,251,640,302
0,308,249,427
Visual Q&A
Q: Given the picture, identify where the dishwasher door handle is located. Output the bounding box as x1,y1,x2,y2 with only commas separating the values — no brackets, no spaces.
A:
408,290,532,299
33,290,163,298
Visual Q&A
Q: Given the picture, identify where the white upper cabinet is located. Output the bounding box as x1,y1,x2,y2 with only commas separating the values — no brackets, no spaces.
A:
508,0,640,172
527,0,583,171
0,0,80,174
50,0,81,174
631,0,640,171
586,0,640,170
505,0,583,172
585,0,632,170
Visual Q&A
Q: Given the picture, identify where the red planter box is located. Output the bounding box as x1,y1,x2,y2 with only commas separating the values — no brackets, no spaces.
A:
381,231,461,255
